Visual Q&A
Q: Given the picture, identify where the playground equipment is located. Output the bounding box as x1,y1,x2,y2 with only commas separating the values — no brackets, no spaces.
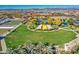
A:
36,24,52,30
28,16,74,31
41,24,48,30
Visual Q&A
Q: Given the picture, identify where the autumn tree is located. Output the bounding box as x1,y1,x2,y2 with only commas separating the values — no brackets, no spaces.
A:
48,17,52,25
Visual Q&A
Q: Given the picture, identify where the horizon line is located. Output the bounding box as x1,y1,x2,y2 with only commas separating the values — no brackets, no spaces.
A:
0,5,79,9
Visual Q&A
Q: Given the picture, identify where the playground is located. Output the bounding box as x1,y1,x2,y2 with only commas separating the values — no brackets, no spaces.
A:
26,16,75,32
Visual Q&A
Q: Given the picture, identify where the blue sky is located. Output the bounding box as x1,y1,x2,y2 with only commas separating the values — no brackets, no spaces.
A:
0,5,79,9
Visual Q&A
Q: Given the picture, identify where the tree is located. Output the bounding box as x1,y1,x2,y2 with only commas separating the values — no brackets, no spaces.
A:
37,19,41,25
68,18,74,25
52,19,61,25
48,18,52,25
55,19,61,25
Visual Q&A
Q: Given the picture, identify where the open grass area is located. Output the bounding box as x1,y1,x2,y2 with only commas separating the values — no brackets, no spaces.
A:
5,24,76,48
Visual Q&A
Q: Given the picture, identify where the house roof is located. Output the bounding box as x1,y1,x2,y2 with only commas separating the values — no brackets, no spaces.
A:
73,20,79,24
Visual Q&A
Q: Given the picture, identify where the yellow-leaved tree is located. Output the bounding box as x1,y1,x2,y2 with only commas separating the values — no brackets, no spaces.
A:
53,19,61,25
48,18,52,25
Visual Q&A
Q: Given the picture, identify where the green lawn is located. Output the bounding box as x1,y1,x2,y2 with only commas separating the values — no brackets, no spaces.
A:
5,24,76,48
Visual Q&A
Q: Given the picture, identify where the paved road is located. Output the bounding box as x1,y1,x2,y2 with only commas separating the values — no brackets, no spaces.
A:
0,36,5,40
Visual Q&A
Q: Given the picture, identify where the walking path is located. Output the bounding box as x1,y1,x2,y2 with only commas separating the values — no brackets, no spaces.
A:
0,39,7,53
59,27,78,34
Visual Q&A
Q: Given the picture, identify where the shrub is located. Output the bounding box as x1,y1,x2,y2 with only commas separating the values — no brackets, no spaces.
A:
7,43,57,54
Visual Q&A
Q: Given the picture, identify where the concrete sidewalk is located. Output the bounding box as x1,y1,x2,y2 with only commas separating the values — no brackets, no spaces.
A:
0,39,7,53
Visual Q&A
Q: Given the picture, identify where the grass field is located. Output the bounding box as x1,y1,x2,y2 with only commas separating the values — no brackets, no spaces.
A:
5,24,76,48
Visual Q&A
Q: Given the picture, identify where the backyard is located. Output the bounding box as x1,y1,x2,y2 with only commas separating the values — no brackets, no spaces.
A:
5,24,76,49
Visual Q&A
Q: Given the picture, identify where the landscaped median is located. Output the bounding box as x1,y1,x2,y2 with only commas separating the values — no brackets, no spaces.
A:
5,24,76,52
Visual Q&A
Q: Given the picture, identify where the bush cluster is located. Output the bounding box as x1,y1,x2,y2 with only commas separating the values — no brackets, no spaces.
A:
7,42,57,54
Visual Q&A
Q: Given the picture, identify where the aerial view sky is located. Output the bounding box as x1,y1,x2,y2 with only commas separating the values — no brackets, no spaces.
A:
0,5,79,9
